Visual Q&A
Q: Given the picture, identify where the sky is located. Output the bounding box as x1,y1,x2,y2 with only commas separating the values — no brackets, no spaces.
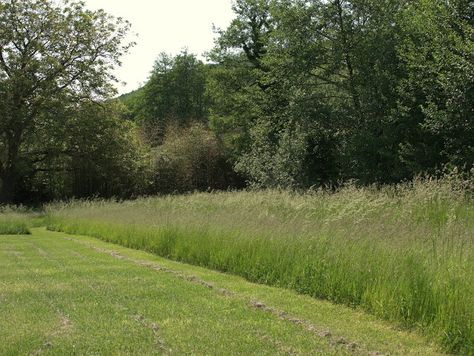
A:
83,0,235,95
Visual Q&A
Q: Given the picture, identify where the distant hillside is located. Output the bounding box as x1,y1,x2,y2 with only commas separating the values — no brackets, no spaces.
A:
117,87,144,106
116,87,145,121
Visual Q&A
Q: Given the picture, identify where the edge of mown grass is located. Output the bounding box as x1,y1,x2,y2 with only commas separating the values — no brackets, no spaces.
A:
29,227,443,355
0,217,31,235
0,222,30,235
45,214,474,355
0,207,47,235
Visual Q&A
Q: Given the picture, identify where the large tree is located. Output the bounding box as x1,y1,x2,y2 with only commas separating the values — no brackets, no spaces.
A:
396,0,474,174
138,50,209,145
209,0,404,187
0,0,133,202
210,0,474,187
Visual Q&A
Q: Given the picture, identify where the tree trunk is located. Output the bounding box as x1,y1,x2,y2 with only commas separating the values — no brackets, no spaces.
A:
334,0,362,121
0,169,17,203
0,133,21,203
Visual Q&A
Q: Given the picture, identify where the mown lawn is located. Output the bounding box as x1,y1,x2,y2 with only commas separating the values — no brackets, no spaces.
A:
0,228,440,355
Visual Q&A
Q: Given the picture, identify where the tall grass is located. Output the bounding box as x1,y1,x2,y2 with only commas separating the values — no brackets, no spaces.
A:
0,207,33,235
45,178,474,354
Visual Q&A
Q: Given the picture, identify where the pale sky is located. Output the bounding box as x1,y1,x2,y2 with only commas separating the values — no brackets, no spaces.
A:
83,0,235,94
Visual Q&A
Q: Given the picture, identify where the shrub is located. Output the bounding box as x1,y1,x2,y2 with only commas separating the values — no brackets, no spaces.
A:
0,208,32,234
150,123,241,193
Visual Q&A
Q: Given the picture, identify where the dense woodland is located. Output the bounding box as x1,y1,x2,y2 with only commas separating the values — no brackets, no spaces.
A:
1,0,474,203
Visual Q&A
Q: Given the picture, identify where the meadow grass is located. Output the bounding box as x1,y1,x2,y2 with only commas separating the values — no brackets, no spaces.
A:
0,208,33,235
45,178,474,354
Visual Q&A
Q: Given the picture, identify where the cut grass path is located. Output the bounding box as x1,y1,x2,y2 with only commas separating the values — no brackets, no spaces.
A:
0,228,441,355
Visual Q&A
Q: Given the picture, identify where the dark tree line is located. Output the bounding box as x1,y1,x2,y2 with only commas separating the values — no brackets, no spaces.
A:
1,0,473,203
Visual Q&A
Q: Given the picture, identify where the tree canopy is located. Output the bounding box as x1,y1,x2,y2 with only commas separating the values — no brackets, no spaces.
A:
2,0,474,202
204,0,474,187
0,0,136,202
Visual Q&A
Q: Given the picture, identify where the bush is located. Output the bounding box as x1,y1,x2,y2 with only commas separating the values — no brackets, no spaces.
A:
0,208,32,234
150,123,241,193
0,220,30,235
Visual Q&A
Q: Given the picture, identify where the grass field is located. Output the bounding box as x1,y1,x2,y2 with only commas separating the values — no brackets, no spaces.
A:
45,180,474,354
0,208,33,235
0,228,442,354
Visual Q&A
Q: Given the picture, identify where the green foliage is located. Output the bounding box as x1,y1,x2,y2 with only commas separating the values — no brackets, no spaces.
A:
117,88,146,121
207,0,474,187
150,123,239,193
113,0,474,192
46,179,474,354
138,51,209,145
0,0,133,202
29,101,150,199
396,0,474,174
234,121,309,188
3,0,474,199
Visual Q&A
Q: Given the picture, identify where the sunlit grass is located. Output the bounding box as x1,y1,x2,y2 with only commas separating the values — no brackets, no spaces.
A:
0,228,440,354
0,208,33,235
45,178,474,354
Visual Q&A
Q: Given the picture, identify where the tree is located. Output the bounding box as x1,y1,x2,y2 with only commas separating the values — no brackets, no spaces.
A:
139,51,208,145
207,0,277,184
0,0,133,202
210,0,431,187
209,0,403,186
27,101,149,200
396,0,474,175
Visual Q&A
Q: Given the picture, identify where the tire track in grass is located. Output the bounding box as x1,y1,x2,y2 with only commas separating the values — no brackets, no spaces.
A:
133,314,168,354
31,234,327,355
25,239,171,354
255,330,299,355
61,235,383,355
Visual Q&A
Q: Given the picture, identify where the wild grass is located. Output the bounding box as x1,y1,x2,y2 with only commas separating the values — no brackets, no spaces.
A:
45,178,474,354
0,207,33,235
